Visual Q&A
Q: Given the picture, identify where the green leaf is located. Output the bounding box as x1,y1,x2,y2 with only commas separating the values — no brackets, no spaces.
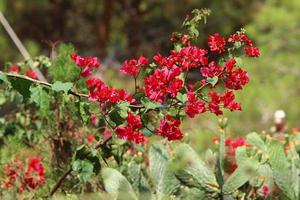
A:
76,100,90,124
102,168,138,200
72,160,94,183
206,76,218,86
235,146,248,166
246,132,267,153
141,97,162,112
268,140,296,199
179,187,206,200
30,86,50,116
52,81,73,93
149,143,180,198
109,102,129,126
127,162,152,200
223,159,259,194
8,77,33,99
172,143,219,193
176,92,188,103
49,44,81,82
0,74,10,86
73,145,101,174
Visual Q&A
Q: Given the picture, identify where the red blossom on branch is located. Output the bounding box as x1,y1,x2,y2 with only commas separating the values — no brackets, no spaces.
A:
9,65,20,73
157,115,183,141
208,33,226,54
121,55,149,76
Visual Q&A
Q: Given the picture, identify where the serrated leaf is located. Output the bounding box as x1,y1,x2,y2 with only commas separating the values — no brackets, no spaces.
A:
52,81,73,93
8,77,32,99
102,168,138,200
223,159,259,194
30,86,50,116
268,140,296,199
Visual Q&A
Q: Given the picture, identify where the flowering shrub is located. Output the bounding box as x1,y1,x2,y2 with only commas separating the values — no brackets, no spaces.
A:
2,157,45,193
4,9,296,200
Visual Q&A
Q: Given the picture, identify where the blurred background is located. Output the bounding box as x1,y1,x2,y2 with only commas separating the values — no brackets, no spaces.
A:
0,0,299,150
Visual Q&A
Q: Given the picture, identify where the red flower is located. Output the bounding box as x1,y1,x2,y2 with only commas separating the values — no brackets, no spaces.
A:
70,53,100,77
244,46,260,57
208,92,223,115
261,185,270,197
225,68,249,90
121,55,149,76
115,126,146,144
144,68,183,102
70,53,100,68
126,113,142,130
221,91,241,111
9,65,20,73
157,115,183,141
184,92,206,118
208,33,226,54
200,61,223,78
26,70,38,80
224,58,236,72
86,77,135,104
87,134,95,142
224,137,248,174
228,32,253,46
24,157,45,190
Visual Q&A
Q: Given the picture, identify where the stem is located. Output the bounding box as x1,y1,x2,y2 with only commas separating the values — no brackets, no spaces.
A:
0,71,88,98
0,71,147,109
48,136,113,197
48,167,72,196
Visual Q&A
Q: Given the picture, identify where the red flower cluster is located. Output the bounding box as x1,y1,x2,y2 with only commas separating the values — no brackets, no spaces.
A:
224,137,248,173
115,113,146,143
70,53,100,77
26,69,38,80
157,115,183,141
228,32,260,57
185,92,206,118
120,55,148,76
208,91,241,115
200,61,223,78
71,29,259,144
2,157,45,192
208,33,226,54
24,157,46,190
144,67,183,102
86,77,135,104
9,65,20,73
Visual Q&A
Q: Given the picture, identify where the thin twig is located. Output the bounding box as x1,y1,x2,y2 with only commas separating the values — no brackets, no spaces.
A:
48,136,113,197
0,71,88,98
48,167,72,196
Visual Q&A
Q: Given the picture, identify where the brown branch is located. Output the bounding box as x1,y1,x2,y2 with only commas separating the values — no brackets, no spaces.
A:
48,167,72,196
0,71,88,98
48,136,113,197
